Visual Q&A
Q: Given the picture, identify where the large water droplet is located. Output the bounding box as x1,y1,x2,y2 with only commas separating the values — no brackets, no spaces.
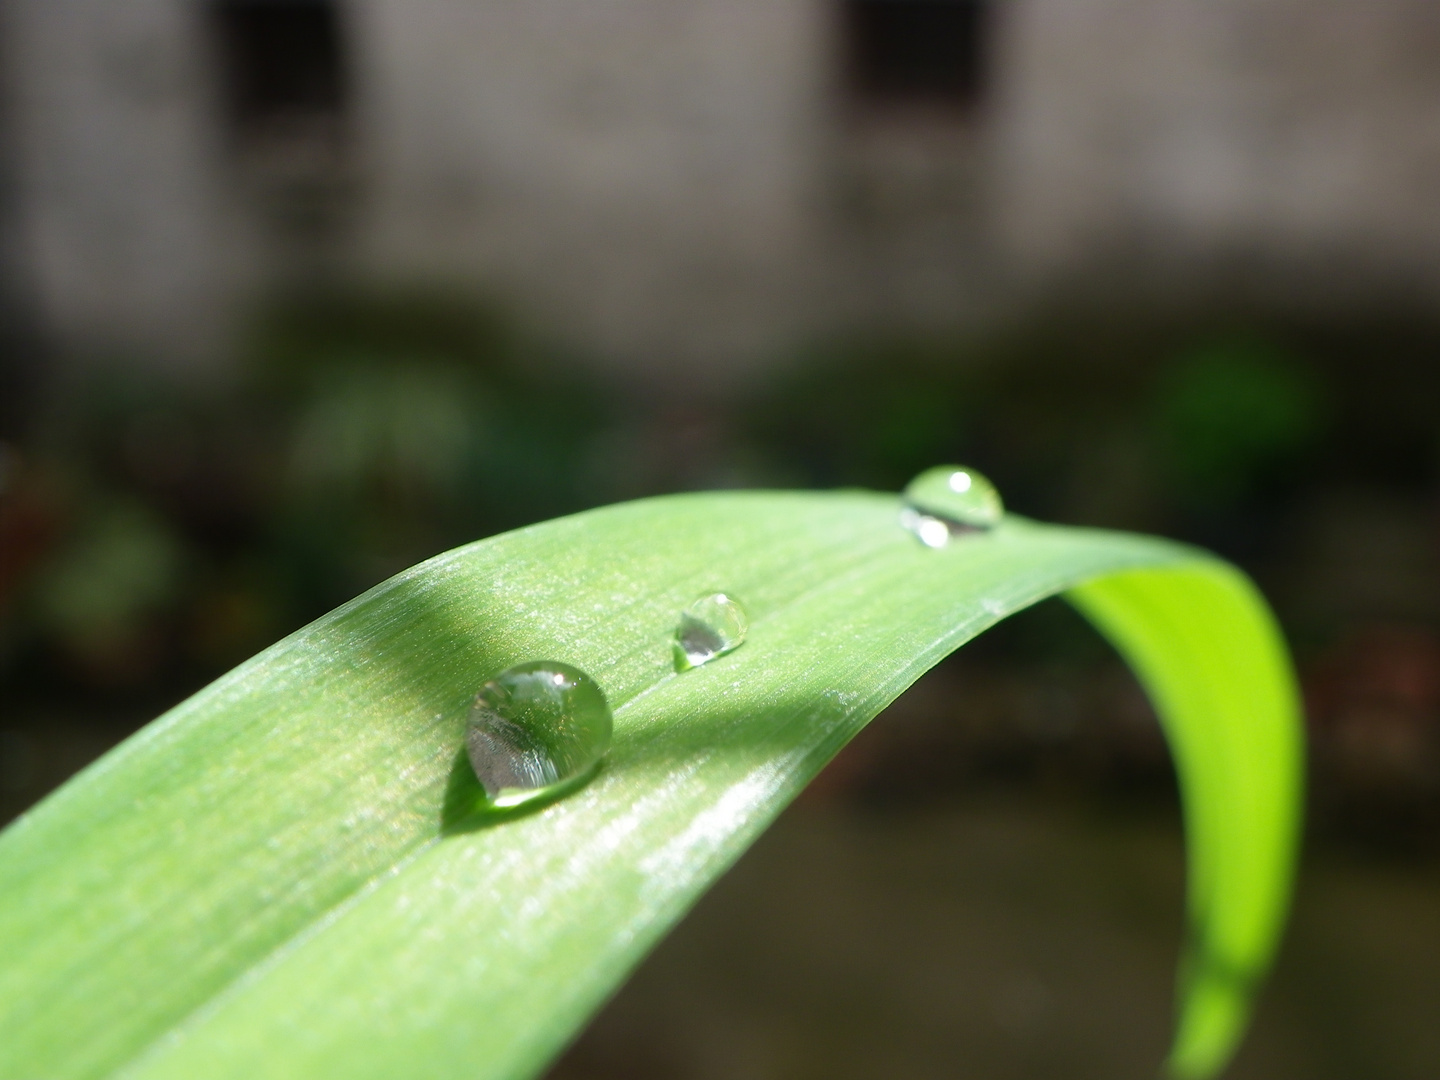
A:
466,661,612,808
674,592,748,670
901,465,1004,545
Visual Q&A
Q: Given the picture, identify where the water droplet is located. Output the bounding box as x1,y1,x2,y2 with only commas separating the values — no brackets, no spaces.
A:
466,661,612,808
673,592,748,670
901,465,1004,544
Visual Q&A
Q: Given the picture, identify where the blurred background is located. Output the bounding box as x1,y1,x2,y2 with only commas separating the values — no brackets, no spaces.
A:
2,1,1440,1076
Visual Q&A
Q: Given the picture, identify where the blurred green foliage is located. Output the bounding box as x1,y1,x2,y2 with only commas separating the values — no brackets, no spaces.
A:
1,291,620,690
1157,338,1326,508
10,293,1440,717
30,498,184,676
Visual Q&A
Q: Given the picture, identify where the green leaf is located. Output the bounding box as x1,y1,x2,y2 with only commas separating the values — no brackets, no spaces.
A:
1069,565,1302,1078
0,491,1301,1080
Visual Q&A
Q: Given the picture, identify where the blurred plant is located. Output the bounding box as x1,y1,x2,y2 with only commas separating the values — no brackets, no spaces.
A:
252,289,616,605
749,336,976,490
1156,336,1326,510
28,497,186,683
1,290,629,693
277,360,493,591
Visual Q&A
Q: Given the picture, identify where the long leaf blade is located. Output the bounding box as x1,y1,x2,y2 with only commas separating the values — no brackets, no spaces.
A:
0,491,1301,1079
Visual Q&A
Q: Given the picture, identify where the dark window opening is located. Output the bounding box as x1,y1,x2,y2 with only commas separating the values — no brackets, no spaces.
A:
842,0,988,107
212,0,347,134
211,0,353,238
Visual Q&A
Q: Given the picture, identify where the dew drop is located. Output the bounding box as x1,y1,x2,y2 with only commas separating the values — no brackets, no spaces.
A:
466,661,612,808
901,465,1004,545
674,592,749,670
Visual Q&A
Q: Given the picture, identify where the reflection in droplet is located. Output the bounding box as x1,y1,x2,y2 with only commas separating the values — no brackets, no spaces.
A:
466,661,612,808
903,465,1004,530
674,592,749,670
899,506,953,549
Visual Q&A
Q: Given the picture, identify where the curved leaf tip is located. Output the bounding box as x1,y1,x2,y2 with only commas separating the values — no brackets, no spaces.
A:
1070,562,1303,1078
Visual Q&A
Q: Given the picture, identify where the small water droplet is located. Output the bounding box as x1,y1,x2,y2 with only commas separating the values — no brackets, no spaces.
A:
674,592,749,670
466,661,612,808
901,465,1004,544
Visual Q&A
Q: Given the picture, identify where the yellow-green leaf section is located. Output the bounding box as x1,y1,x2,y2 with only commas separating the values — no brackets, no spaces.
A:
0,491,1302,1080
1070,565,1302,1077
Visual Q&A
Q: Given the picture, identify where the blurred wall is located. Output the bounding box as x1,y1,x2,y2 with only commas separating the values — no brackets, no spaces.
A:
5,0,1440,381
354,0,834,375
2,0,256,372
996,0,1440,306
